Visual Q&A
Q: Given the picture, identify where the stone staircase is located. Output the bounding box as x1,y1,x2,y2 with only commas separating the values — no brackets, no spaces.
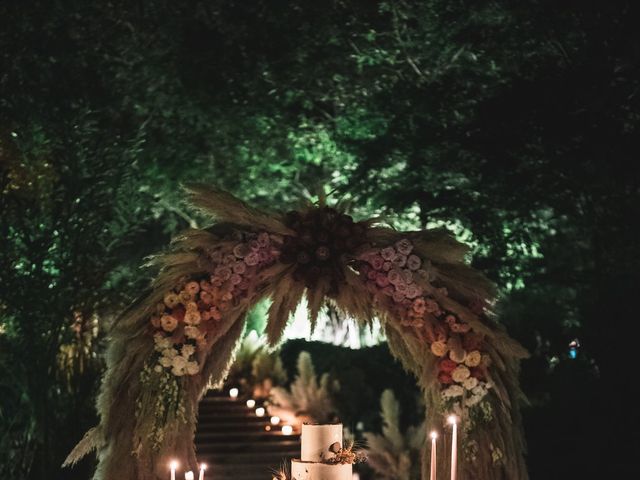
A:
195,391,299,479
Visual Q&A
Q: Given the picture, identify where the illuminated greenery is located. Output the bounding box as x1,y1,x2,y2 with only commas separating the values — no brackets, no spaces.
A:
1,1,638,478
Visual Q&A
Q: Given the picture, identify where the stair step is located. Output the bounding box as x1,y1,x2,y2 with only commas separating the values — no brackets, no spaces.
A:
197,440,299,453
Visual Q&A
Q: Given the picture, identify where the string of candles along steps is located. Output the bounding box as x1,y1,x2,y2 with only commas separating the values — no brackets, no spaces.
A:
195,388,298,479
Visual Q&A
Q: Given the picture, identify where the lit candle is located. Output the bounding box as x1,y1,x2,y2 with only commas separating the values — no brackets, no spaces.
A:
229,387,239,399
170,460,178,480
255,407,265,417
448,415,458,480
185,471,194,480
430,431,437,480
198,464,206,480
270,416,280,425
246,399,256,408
282,425,293,435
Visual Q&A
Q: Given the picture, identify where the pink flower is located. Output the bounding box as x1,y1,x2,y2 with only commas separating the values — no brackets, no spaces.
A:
375,273,390,287
367,270,377,280
382,261,392,271
395,238,413,255
244,252,259,266
369,255,384,271
257,232,270,247
258,250,270,262
392,254,407,267
215,266,232,281
223,254,236,265
230,274,242,285
392,291,406,303
402,269,413,284
413,298,426,314
381,246,397,261
233,262,247,274
249,239,260,251
185,281,200,296
405,284,422,299
233,243,251,258
425,299,440,313
388,268,403,285
238,278,250,290
406,255,421,270
396,282,408,293
382,286,395,296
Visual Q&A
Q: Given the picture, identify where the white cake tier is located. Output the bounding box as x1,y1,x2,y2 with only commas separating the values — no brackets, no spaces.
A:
301,423,343,462
291,460,352,480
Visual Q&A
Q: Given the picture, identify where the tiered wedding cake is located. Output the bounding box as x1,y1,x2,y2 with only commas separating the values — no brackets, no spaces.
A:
291,424,351,480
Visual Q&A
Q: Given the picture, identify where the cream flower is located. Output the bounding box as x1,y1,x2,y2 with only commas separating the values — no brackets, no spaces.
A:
162,347,177,359
186,301,198,312
430,341,448,357
160,314,178,332
463,376,478,390
178,291,193,304
163,292,180,309
184,326,201,339
185,281,200,296
154,335,171,350
181,344,196,358
465,350,482,367
449,346,465,363
451,365,471,383
154,365,163,373
186,362,200,375
159,356,173,367
172,367,185,377
184,311,201,325
465,394,483,407
172,355,187,371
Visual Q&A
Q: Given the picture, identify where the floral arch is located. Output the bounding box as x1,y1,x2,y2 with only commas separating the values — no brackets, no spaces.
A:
65,186,528,480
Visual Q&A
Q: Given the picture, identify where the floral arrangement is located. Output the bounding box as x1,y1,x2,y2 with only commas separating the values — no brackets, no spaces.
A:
64,186,528,480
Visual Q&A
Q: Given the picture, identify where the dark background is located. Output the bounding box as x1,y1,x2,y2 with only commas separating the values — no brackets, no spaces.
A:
1,1,639,478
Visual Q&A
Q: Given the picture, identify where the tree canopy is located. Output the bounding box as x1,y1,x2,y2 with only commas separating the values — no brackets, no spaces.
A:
1,1,638,478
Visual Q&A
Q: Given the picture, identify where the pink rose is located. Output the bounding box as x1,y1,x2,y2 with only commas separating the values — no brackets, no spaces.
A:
438,372,453,385
244,252,259,266
257,232,270,247
392,254,407,267
382,261,392,271
392,291,406,303
412,298,426,314
233,262,247,274
230,274,242,285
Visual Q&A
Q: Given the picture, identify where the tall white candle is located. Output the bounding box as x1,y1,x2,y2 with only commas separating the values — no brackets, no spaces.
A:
185,471,194,480
170,460,178,480
198,464,206,480
448,416,458,480
430,431,438,480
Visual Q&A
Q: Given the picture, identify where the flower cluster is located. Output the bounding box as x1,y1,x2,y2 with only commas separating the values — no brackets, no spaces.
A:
149,232,277,376
359,239,492,411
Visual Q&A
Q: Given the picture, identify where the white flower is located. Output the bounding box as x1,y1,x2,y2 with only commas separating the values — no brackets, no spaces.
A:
159,356,173,368
181,344,196,358
451,365,471,383
186,362,200,375
160,314,178,332
154,335,171,350
463,377,478,390
154,365,163,373
449,348,466,364
172,366,185,377
465,350,482,367
430,341,448,357
162,347,177,359
442,385,464,398
163,292,179,309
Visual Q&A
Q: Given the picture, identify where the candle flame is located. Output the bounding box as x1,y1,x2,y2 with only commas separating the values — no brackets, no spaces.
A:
430,431,438,440
447,415,457,425
170,460,179,469
200,463,207,471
